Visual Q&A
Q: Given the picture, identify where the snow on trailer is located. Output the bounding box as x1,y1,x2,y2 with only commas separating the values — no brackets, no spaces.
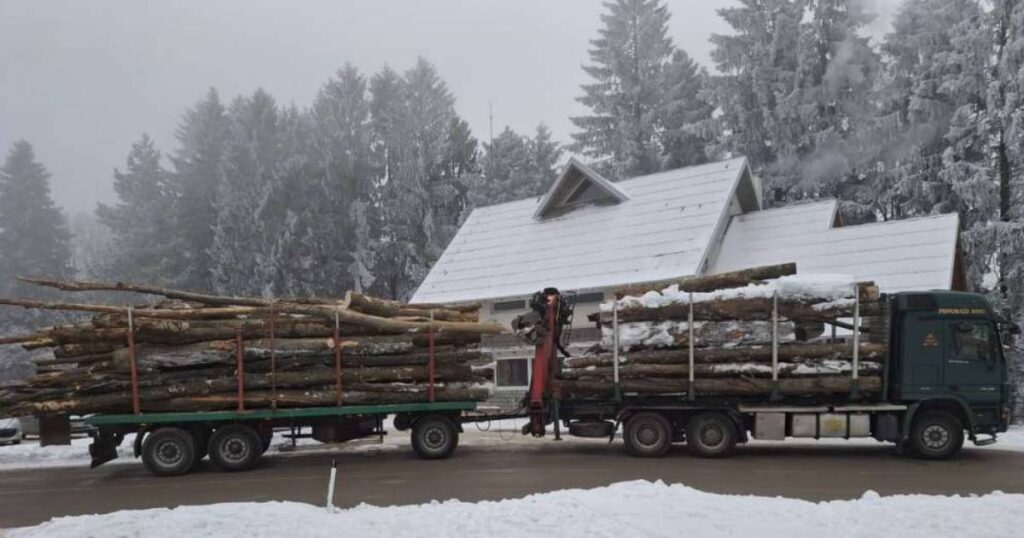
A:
0,279,502,476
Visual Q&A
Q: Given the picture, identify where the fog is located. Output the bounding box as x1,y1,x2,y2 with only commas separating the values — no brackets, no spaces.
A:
0,0,899,214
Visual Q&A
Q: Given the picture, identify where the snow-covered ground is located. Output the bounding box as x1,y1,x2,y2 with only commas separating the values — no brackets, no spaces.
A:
7,479,1022,538
2,422,1023,472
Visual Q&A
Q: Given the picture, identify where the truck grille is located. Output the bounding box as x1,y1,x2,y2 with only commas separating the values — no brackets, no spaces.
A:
0,428,16,437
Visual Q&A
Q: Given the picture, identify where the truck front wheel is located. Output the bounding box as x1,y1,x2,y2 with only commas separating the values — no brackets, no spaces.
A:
209,424,263,472
909,411,964,460
411,415,458,459
142,427,196,477
685,413,738,458
624,412,672,457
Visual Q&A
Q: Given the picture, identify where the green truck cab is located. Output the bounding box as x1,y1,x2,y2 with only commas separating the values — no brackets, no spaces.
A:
891,291,1013,450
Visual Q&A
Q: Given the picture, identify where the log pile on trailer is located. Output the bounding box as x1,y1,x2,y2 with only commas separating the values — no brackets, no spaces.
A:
0,278,501,416
556,264,886,399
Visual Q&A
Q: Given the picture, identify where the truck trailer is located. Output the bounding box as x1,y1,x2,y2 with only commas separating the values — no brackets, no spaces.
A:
517,288,1014,460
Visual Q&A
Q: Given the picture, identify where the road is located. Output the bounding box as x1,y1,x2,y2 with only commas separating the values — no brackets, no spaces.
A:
2,439,1024,528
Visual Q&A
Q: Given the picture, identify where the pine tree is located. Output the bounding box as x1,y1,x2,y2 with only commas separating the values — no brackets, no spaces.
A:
0,141,73,381
572,0,707,176
209,89,282,297
166,88,228,292
469,124,561,207
310,64,375,295
369,59,475,300
661,50,713,169
96,135,175,283
708,0,804,176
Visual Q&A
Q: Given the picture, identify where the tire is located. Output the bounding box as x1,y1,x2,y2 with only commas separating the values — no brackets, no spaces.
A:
685,412,738,458
909,411,964,460
142,427,196,477
411,416,458,459
208,424,263,472
623,412,672,458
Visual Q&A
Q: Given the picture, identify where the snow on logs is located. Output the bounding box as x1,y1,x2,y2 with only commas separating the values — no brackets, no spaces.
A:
562,271,885,399
0,277,499,415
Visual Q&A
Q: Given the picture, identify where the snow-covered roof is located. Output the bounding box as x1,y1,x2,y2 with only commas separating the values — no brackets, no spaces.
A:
411,157,755,304
708,201,960,292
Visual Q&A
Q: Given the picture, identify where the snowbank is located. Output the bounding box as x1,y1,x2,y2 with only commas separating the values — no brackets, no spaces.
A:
8,479,1021,538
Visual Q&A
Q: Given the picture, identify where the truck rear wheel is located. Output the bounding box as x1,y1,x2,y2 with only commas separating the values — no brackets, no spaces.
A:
624,412,672,457
909,411,964,460
142,427,196,477
411,415,458,459
209,424,263,472
685,412,738,458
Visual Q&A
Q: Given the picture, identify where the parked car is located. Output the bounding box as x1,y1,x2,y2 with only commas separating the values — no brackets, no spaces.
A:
0,417,24,445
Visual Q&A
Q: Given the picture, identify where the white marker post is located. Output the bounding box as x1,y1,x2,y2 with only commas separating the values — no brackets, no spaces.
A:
326,458,338,511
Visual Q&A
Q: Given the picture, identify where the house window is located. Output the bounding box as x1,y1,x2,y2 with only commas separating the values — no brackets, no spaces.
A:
574,291,605,304
495,358,530,389
492,299,526,313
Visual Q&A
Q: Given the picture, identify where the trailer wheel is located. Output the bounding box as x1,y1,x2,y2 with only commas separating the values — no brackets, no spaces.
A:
624,412,672,457
142,427,196,477
411,416,458,459
686,413,738,458
209,424,263,472
908,411,964,460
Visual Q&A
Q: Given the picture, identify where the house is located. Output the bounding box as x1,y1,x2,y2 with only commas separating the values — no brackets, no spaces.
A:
410,157,964,408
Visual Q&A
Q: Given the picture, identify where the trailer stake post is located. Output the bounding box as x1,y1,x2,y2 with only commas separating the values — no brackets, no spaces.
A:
612,300,621,402
235,328,245,412
334,312,343,407
126,306,141,415
771,291,780,401
428,310,436,403
688,291,695,401
850,283,861,400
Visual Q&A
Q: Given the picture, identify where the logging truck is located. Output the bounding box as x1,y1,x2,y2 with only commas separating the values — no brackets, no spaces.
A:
517,287,1015,460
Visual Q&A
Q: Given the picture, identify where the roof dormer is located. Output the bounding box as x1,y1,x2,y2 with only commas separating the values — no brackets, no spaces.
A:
533,158,630,219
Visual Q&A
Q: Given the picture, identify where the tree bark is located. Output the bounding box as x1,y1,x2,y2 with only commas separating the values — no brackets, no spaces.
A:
558,361,882,379
593,297,881,324
553,375,881,397
563,343,887,367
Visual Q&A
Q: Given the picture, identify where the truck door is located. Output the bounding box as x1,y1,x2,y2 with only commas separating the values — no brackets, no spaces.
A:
943,320,1004,406
900,313,945,395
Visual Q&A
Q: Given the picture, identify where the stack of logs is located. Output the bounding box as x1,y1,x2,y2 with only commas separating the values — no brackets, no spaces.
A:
555,264,887,399
0,278,503,416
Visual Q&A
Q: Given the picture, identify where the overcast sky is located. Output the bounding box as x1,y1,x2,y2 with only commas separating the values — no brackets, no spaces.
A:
0,0,901,216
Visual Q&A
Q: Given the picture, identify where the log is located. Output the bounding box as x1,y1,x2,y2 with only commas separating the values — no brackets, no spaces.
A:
615,263,798,298
593,297,881,324
558,361,883,379
605,320,796,350
553,375,882,397
18,276,275,307
345,291,478,322
563,343,888,367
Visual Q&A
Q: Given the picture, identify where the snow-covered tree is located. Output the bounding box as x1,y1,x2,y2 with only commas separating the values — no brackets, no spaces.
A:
572,0,709,176
166,88,228,292
468,124,562,207
96,135,175,283
209,89,282,297
0,141,73,381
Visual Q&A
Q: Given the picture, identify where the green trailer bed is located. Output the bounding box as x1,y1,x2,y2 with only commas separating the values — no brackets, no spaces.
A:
85,401,478,426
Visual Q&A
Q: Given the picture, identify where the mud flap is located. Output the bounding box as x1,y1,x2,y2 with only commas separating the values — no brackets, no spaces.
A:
89,432,120,468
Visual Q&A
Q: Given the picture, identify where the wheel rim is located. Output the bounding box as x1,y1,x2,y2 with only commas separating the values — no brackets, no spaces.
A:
155,439,184,467
636,423,663,447
921,424,951,450
423,426,447,450
700,424,724,447
220,435,251,463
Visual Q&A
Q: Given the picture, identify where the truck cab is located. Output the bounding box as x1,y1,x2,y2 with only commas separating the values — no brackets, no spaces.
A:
891,292,1013,448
